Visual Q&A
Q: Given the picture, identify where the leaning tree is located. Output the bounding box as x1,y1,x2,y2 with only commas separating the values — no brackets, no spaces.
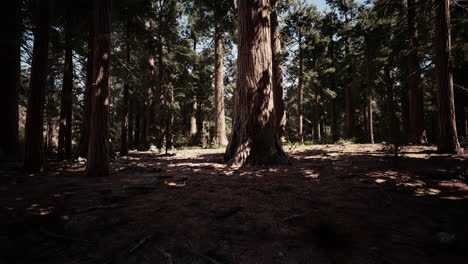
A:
224,0,287,166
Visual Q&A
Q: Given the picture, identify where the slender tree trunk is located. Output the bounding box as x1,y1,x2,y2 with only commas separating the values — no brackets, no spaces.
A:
78,17,94,158
212,24,229,145
128,97,134,147
298,33,304,143
120,20,131,156
434,0,461,153
145,56,155,148
58,12,73,161
134,104,141,147
344,13,355,139
190,38,198,138
271,0,286,137
328,34,339,141
86,0,112,177
365,34,375,144
0,0,21,160
224,0,287,166
407,0,427,144
156,27,165,150
401,76,410,137
314,85,321,142
24,0,50,172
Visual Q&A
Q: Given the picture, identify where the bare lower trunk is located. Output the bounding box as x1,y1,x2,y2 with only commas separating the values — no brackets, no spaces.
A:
24,0,50,172
224,0,287,166
58,12,73,161
314,86,321,142
407,0,427,144
213,24,228,146
344,13,355,139
190,95,197,137
145,56,155,148
434,0,461,153
330,100,338,141
86,0,112,177
0,0,21,160
270,0,285,136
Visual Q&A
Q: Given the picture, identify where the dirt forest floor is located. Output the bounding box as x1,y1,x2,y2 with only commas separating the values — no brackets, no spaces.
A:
1,144,468,264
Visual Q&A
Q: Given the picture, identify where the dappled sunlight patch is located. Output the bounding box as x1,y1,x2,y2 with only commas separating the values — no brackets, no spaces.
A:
302,169,319,179
414,188,441,196
164,181,186,188
438,180,468,192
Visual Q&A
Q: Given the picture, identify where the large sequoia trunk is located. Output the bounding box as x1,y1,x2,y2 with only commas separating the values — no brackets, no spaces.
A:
24,0,50,172
434,0,461,153
271,0,286,136
0,1,22,160
212,24,229,146
407,0,427,144
78,17,94,158
224,0,287,166
86,0,112,177
58,11,73,161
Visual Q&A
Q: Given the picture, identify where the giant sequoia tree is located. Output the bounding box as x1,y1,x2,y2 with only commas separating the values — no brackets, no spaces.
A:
434,0,461,153
24,0,51,172
86,0,112,177
224,0,287,166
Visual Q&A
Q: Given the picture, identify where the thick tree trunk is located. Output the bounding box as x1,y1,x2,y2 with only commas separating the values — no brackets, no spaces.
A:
270,0,285,136
434,0,461,153
213,24,228,146
58,12,73,161
24,0,50,172
86,0,112,177
407,0,427,144
224,0,287,166
78,18,94,158
298,34,304,143
0,1,21,160
120,22,131,156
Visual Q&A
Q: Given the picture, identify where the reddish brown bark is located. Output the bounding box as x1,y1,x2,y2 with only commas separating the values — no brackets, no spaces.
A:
407,0,427,144
86,0,112,177
434,0,461,153
0,1,21,160
58,12,73,161
270,0,286,136
24,0,50,172
224,0,287,166
365,34,375,144
213,24,228,146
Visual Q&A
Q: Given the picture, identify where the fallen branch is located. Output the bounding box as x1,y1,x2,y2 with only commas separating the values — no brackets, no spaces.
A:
155,246,173,264
128,234,154,255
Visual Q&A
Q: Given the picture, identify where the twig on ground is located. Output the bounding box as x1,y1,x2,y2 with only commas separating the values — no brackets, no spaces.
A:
155,246,174,264
76,204,126,214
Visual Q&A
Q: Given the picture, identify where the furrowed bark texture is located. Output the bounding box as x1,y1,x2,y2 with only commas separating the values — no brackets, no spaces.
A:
224,0,287,166
434,0,461,153
213,24,229,146
86,0,111,177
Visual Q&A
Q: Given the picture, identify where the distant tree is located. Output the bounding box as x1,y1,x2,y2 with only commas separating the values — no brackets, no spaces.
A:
57,5,74,161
